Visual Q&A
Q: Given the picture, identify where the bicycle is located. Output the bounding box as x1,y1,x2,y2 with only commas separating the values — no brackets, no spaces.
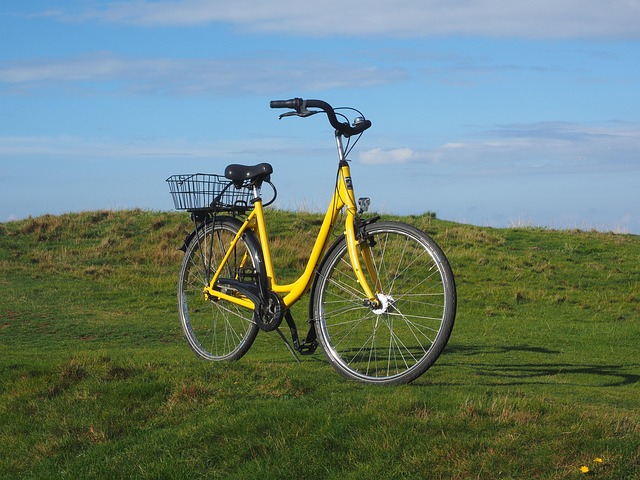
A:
166,98,456,385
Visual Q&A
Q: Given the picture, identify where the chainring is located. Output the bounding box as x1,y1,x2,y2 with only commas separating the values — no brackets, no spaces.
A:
254,290,284,332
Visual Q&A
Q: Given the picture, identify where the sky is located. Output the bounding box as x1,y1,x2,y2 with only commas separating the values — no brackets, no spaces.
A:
1,1,639,234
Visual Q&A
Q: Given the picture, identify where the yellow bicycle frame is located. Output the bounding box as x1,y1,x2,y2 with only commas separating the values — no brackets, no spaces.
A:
203,159,380,311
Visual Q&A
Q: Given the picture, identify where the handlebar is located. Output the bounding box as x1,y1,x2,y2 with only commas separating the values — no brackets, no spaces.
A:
270,98,372,138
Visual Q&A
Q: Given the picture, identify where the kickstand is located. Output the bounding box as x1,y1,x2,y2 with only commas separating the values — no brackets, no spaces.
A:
275,327,301,363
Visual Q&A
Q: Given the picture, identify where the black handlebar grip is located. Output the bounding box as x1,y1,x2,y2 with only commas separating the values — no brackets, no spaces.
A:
270,98,303,109
349,119,372,136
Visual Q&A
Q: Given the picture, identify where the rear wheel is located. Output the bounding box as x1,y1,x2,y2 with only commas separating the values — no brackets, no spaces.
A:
312,221,456,385
178,216,260,361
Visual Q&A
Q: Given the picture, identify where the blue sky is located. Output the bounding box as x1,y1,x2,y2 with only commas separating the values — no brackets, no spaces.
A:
1,1,639,233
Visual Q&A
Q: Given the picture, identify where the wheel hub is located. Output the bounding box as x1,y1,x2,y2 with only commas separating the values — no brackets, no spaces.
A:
371,293,395,315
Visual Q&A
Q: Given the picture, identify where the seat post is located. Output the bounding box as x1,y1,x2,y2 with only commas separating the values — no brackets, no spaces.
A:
251,184,262,203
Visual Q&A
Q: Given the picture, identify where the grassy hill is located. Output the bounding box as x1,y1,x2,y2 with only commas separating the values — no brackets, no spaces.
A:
1,209,638,479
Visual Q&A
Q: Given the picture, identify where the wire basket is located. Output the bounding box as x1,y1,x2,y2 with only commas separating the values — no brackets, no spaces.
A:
166,174,253,212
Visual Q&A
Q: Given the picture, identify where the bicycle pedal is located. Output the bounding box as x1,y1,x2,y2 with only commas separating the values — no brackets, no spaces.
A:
296,341,319,355
237,267,257,282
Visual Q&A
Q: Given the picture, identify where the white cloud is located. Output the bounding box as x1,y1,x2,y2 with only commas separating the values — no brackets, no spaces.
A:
359,148,424,165
359,121,640,175
0,52,405,95
42,0,640,39
0,134,324,161
0,135,205,159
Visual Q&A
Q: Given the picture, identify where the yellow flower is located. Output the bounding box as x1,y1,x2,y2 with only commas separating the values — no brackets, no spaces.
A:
580,465,590,474
594,457,603,463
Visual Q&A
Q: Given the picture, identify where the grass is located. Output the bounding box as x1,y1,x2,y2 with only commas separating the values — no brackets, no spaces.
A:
1,209,638,479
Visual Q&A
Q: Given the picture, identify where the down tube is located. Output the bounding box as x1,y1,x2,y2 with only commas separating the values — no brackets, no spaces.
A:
279,193,346,307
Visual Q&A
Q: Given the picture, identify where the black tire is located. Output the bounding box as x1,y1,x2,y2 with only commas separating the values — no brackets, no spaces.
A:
178,216,260,361
312,221,456,385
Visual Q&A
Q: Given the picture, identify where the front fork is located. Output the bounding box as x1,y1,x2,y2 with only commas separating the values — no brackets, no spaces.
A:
345,213,382,308
334,136,382,308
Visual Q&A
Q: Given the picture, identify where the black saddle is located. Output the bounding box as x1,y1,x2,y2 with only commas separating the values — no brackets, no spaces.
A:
224,163,273,185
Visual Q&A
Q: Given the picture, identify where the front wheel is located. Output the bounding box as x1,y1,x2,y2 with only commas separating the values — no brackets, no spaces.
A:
312,221,456,385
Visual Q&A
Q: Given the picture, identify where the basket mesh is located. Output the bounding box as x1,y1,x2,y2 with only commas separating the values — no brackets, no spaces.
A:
166,174,252,212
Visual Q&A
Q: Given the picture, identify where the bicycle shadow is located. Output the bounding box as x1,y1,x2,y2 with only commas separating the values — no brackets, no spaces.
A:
438,343,640,388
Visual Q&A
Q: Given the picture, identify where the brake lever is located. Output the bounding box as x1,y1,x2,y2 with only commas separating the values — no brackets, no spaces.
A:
278,109,319,120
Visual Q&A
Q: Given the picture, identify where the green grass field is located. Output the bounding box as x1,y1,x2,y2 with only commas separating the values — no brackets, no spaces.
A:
1,209,638,479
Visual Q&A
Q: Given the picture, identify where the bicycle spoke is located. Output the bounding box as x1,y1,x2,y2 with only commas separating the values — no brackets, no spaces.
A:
178,218,259,361
320,258,368,299
314,221,456,384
